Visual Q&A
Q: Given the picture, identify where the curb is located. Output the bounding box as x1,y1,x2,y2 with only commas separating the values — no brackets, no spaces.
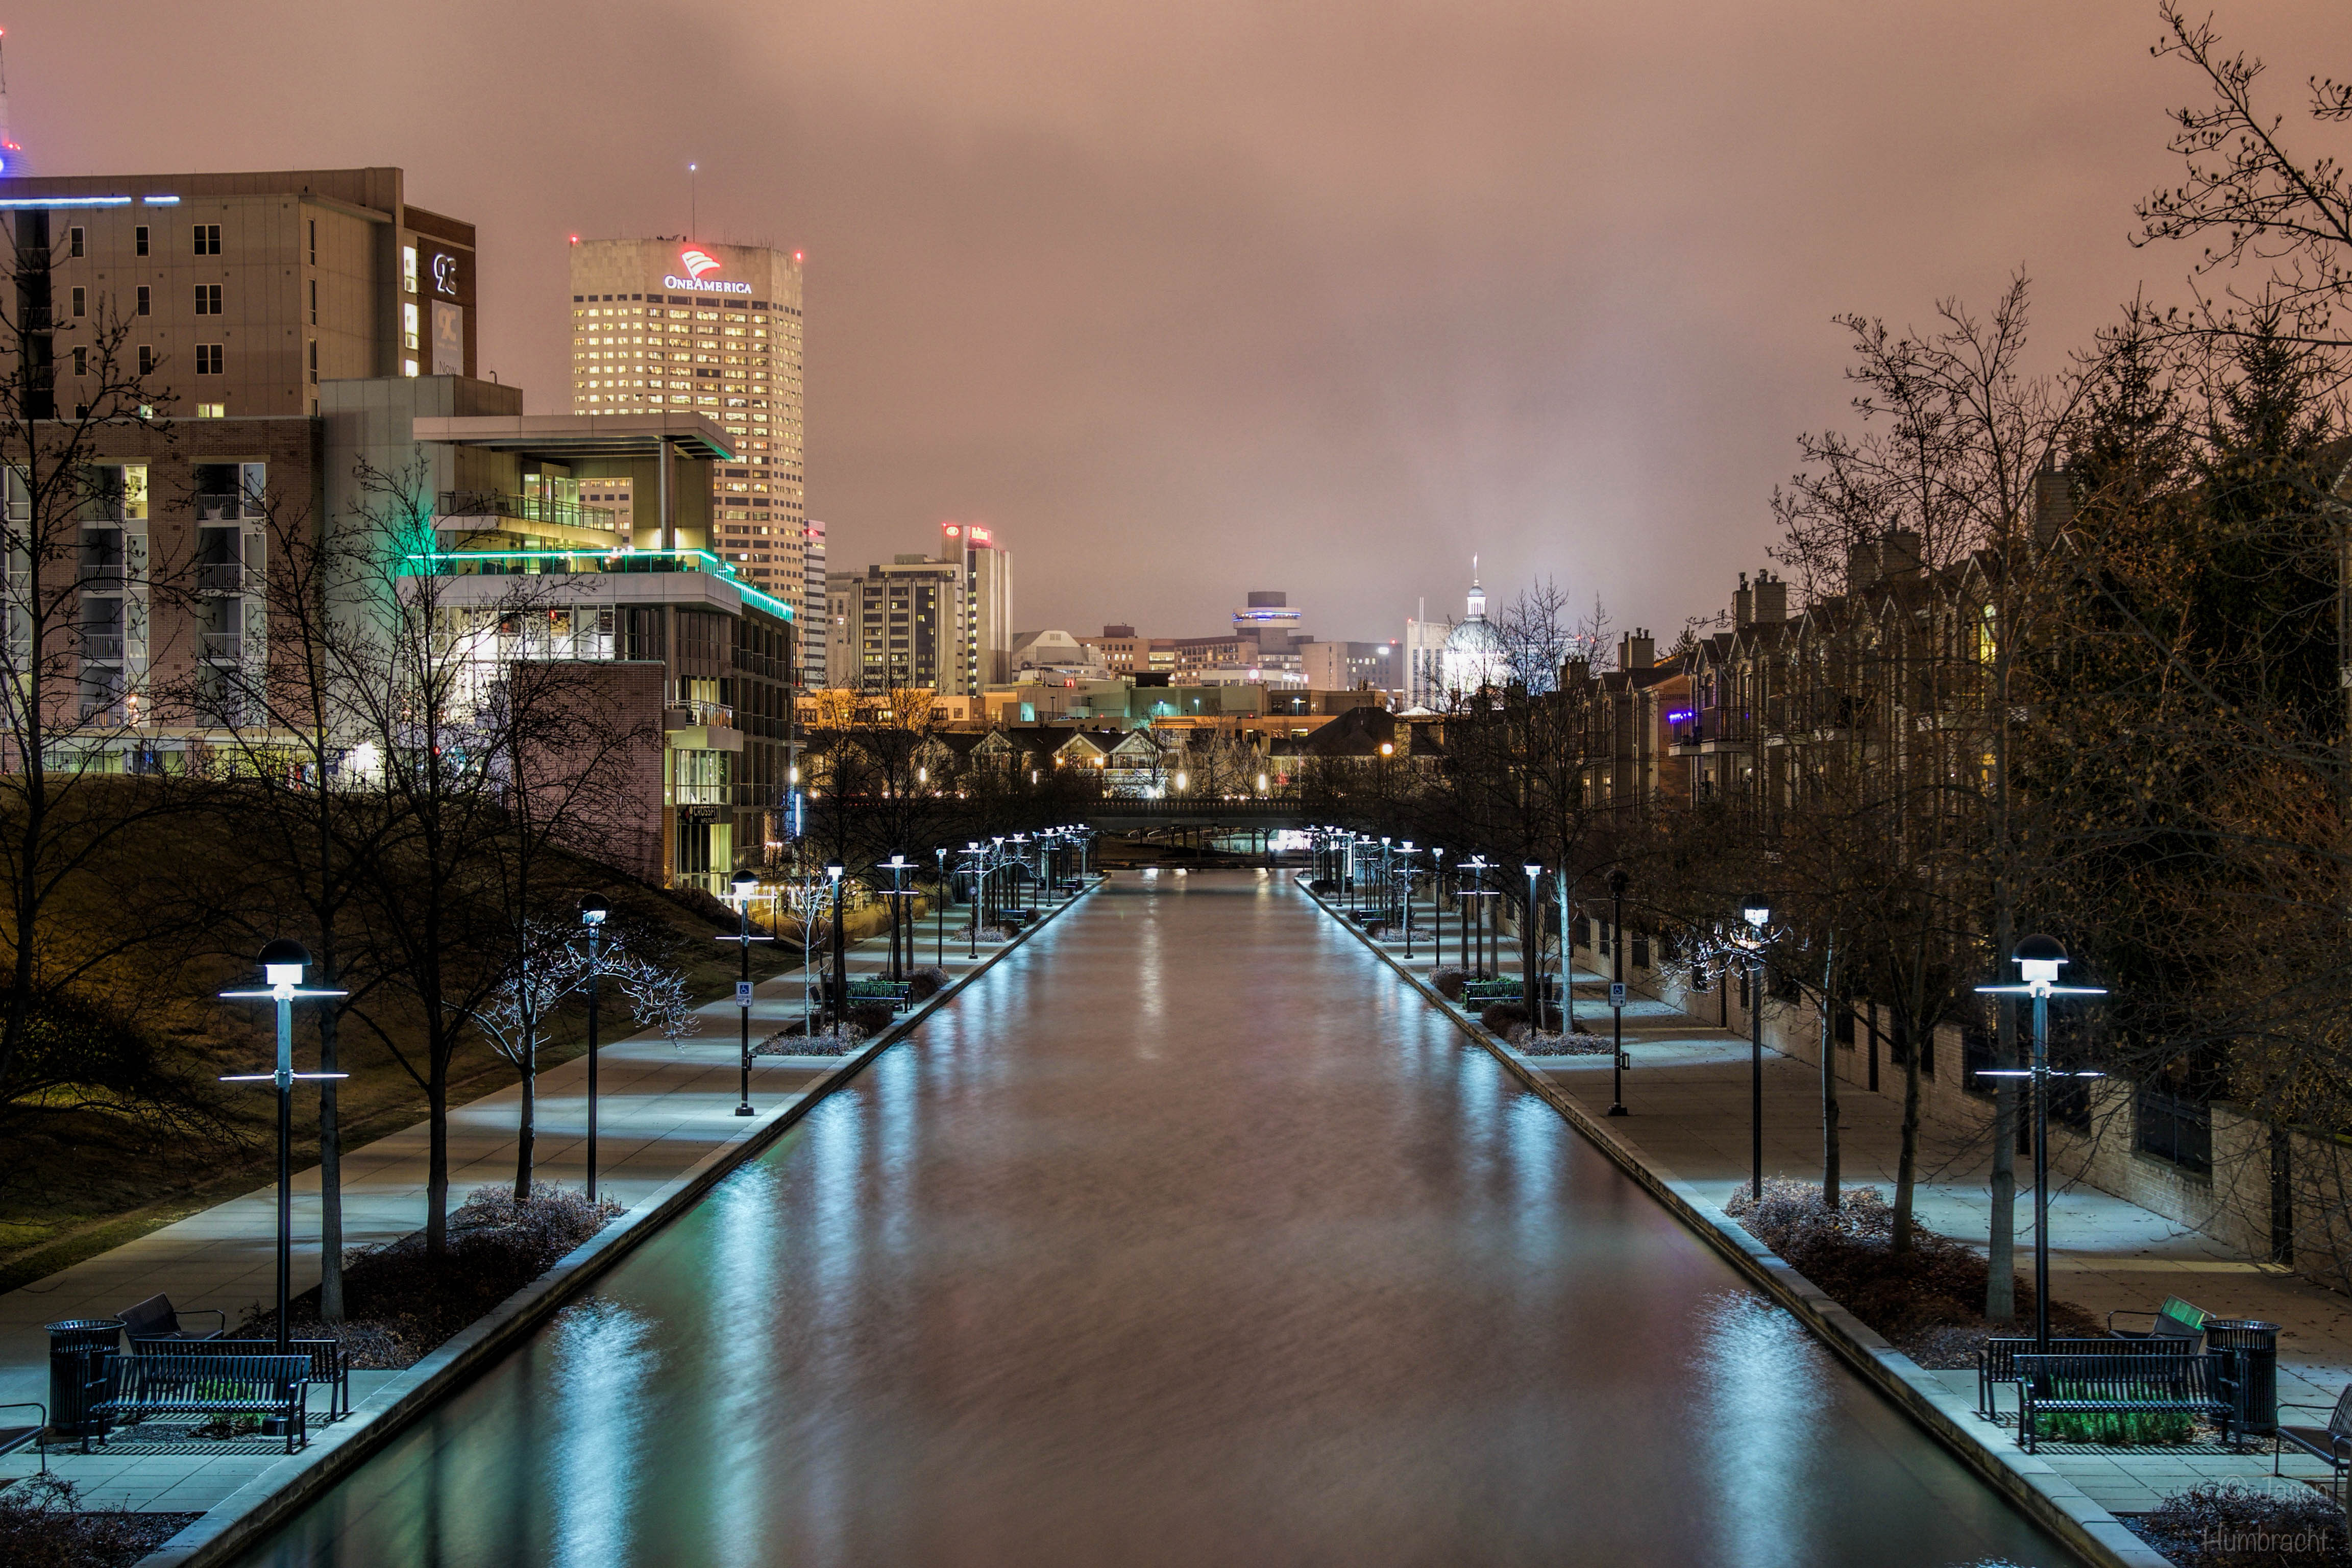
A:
138,878,1101,1568
1301,877,2172,1568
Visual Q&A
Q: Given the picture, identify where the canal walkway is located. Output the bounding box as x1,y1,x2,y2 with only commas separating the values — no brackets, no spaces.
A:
1333,892,2352,1519
214,871,2073,1567
0,892,1038,1520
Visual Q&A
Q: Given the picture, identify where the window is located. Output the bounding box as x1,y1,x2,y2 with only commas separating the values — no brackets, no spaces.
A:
69,287,85,317
71,347,86,377
68,226,84,257
137,345,155,376
2137,1087,2212,1174
402,302,419,350
135,285,150,316
307,218,316,265
401,245,417,293
194,284,222,315
135,226,149,256
194,344,223,375
192,223,220,256
195,403,226,419
308,340,317,384
308,278,316,325
402,358,418,378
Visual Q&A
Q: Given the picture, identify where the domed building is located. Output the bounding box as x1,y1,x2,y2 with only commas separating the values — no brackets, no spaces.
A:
1440,569,1507,699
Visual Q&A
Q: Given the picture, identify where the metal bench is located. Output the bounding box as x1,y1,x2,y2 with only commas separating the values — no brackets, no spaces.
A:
2014,1350,2236,1453
198,1338,351,1422
117,1293,225,1345
2274,1383,2352,1503
85,1351,313,1453
845,978,914,1013
2108,1294,2208,1344
1460,979,1523,1006
1976,1335,2193,1423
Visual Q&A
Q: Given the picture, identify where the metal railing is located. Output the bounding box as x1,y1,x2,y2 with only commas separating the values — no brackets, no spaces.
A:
201,631,242,660
668,699,735,729
79,634,123,661
196,563,246,595
437,491,619,533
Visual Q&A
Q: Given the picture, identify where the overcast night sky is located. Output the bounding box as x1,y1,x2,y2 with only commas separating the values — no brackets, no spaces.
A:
5,1,2341,642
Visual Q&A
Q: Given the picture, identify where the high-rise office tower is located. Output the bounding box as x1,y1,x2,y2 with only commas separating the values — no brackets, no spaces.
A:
568,238,805,602
940,522,1013,688
800,519,828,688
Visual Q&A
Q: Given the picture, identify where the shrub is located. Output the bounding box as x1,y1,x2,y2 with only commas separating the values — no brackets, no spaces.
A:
908,965,951,1000
1481,1001,1529,1033
2133,1481,2352,1565
1308,877,1337,894
1431,966,1466,1000
845,1001,896,1036
0,1475,193,1568
2034,1403,2195,1447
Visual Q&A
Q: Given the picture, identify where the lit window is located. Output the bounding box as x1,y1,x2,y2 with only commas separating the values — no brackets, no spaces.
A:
403,358,419,377
402,245,418,293
402,303,420,350
196,402,226,418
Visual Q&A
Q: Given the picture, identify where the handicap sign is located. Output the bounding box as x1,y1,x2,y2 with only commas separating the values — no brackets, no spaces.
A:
737,981,754,1008
1609,982,1627,1007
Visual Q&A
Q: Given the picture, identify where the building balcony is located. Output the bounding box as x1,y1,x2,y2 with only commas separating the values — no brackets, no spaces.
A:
201,631,242,661
403,547,795,623
79,634,124,662
437,490,619,535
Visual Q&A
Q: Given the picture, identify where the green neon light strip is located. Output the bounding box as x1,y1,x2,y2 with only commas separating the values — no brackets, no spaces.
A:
402,549,794,621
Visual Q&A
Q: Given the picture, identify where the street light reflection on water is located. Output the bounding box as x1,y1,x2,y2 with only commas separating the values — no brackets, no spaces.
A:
230,871,2074,1568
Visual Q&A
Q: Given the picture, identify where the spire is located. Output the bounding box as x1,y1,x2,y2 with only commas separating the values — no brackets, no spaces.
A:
1465,556,1485,621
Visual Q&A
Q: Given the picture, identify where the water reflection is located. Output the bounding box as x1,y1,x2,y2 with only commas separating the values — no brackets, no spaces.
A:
232,873,2073,1568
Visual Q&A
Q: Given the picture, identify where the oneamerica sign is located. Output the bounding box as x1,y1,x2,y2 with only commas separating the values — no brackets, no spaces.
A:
662,274,751,295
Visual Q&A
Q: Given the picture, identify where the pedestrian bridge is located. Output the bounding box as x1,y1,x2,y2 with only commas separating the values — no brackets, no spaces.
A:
1075,796,1310,834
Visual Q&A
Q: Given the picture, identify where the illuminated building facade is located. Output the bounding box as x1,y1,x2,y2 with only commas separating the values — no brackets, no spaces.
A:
0,165,476,419
567,238,807,612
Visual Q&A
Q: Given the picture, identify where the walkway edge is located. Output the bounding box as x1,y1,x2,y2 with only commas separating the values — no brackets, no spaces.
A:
138,879,1101,1568
1301,879,2173,1568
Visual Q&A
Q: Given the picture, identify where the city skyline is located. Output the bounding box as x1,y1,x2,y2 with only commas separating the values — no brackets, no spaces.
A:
4,1,2340,642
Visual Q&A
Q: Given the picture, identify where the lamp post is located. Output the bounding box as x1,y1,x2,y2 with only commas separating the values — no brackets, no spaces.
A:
1606,869,1629,1116
1523,863,1542,1026
878,854,912,982
1976,935,2106,1351
934,847,948,967
1740,895,1772,1200
1431,847,1446,968
1462,855,1492,977
1011,834,1030,915
1398,842,1417,958
579,896,609,1200
720,870,774,1116
825,861,846,1035
218,940,347,1359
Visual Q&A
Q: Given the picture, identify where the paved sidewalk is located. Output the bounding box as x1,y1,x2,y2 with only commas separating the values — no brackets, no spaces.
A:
1352,911,2352,1519
0,893,1033,1516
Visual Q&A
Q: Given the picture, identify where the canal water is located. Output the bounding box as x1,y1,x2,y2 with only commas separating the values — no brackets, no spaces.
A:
233,871,2072,1567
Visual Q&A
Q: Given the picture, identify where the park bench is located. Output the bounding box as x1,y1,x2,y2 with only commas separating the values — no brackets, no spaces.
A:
117,1293,225,1344
845,978,913,1013
84,1351,313,1453
2014,1350,2237,1453
198,1338,351,1422
2274,1383,2352,1503
2108,1294,2209,1344
1460,979,1523,1007
1976,1335,2194,1423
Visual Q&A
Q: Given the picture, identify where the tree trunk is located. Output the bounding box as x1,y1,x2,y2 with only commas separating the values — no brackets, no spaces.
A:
317,997,344,1322
513,1055,535,1203
1820,949,1841,1211
427,1054,450,1258
1893,1018,1923,1254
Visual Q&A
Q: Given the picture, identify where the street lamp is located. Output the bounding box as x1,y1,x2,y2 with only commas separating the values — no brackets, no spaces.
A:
878,854,913,981
1739,894,1772,1199
1398,842,1417,958
218,940,347,1362
1462,856,1493,977
934,847,949,967
720,870,773,1116
1606,869,1629,1117
1431,847,1446,968
825,861,847,1035
1523,863,1542,1027
579,896,609,1199
1976,935,2106,1351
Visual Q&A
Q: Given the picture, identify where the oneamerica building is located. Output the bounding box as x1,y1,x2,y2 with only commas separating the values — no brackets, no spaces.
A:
568,238,807,625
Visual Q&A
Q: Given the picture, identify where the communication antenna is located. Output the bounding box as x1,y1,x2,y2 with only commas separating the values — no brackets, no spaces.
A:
688,161,698,241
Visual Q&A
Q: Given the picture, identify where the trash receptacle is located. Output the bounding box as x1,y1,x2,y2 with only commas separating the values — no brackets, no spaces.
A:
2206,1318,2280,1434
45,1318,122,1441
